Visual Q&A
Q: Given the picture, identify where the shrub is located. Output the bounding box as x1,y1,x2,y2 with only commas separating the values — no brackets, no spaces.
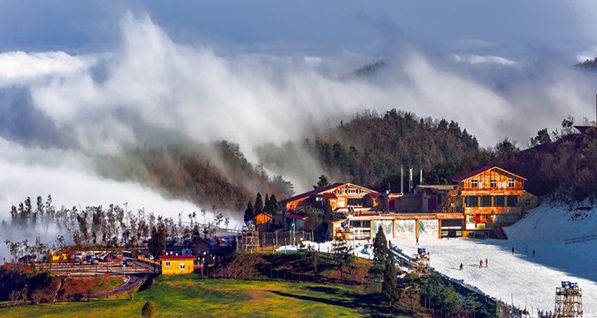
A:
141,301,157,318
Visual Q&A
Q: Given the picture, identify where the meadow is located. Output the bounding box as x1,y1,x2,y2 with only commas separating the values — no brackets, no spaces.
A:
0,275,410,317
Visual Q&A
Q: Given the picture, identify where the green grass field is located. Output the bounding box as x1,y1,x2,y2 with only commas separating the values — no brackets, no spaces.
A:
0,275,411,317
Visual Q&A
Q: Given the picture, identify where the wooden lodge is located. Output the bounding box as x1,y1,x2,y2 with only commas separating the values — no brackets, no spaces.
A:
280,166,537,241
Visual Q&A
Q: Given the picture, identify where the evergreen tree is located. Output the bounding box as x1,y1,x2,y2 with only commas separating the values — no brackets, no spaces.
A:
263,193,270,214
243,201,255,223
148,225,166,258
382,251,399,306
269,194,279,216
368,226,389,293
254,193,264,213
313,175,330,189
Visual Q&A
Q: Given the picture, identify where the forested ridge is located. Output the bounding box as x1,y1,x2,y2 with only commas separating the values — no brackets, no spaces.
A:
109,109,596,211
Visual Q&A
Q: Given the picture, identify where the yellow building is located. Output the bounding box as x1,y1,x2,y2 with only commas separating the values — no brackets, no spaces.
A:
160,255,195,275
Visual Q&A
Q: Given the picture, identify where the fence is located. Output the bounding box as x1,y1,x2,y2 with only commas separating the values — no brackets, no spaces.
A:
240,230,314,249
564,234,597,244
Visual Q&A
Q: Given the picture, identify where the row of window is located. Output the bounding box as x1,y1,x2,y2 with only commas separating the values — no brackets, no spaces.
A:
338,188,360,194
164,261,186,269
470,179,515,188
350,220,371,228
464,195,519,207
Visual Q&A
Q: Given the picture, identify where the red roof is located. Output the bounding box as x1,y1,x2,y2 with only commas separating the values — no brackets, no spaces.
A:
279,183,344,205
454,166,526,182
367,193,380,198
160,255,196,260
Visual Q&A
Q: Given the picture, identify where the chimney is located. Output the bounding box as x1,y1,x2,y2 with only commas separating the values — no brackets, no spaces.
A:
400,166,404,194
409,168,413,192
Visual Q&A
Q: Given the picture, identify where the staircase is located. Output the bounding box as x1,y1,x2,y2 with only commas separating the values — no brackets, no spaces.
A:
492,225,508,240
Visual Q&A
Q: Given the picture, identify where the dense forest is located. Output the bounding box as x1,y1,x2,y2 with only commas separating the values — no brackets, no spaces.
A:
99,109,595,213
100,141,292,212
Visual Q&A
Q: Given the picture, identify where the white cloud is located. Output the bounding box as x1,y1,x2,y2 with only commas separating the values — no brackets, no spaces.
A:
453,54,518,66
0,51,96,87
1,12,596,226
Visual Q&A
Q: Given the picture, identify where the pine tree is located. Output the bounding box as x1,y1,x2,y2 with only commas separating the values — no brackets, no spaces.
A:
243,201,255,223
269,194,279,216
368,226,389,293
263,193,270,214
254,193,264,214
313,175,330,189
382,252,399,306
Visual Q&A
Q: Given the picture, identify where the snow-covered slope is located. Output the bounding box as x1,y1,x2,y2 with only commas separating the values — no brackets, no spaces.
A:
396,202,597,317
505,202,597,243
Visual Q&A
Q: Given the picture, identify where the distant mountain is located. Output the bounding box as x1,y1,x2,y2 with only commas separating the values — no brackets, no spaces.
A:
340,61,386,80
575,57,597,71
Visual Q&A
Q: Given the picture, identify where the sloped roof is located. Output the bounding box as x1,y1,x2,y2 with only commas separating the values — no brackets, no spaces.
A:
454,166,526,182
278,182,344,204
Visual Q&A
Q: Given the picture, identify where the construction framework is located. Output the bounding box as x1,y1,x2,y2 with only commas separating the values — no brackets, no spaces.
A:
241,226,260,252
555,281,583,318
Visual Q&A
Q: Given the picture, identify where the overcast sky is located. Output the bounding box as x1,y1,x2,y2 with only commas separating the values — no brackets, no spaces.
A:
0,0,596,60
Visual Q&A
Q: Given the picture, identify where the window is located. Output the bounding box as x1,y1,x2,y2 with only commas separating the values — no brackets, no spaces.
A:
507,195,518,207
165,261,171,268
480,196,492,207
508,179,515,188
467,215,474,223
490,180,497,188
465,196,478,207
347,198,364,206
350,221,362,228
494,195,506,207
362,220,371,228
179,263,185,269
471,180,478,188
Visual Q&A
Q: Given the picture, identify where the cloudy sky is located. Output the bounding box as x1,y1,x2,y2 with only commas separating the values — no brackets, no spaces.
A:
0,1,596,233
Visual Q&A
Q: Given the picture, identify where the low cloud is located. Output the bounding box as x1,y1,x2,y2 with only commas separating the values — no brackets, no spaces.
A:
0,51,96,87
453,54,518,66
0,12,595,229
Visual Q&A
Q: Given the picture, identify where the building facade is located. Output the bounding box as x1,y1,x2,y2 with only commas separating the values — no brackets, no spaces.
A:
280,166,537,241
455,166,537,236
160,255,195,275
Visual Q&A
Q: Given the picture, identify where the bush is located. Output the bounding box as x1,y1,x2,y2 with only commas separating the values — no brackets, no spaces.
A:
141,301,157,318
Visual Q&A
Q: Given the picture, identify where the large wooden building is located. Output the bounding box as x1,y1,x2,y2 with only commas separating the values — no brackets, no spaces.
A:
279,183,401,214
455,166,537,236
280,166,537,241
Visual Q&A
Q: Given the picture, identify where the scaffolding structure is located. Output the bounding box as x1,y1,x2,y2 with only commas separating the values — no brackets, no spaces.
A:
555,281,583,318
411,247,430,275
241,226,260,252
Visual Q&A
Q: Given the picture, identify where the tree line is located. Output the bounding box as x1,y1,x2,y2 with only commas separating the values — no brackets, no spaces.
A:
2,196,232,261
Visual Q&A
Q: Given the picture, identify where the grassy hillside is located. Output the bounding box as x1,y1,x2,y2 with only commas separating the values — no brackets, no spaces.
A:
0,276,408,318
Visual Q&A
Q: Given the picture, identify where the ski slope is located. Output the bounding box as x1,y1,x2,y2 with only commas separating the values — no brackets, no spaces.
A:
396,202,597,317
277,202,597,317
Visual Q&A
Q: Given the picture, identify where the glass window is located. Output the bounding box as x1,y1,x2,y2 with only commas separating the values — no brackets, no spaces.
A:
480,196,492,207
507,195,518,207
465,196,478,207
467,215,474,223
494,195,506,207
508,179,515,188
490,180,497,188
165,261,171,267
471,180,478,188
362,220,371,228
350,221,362,228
